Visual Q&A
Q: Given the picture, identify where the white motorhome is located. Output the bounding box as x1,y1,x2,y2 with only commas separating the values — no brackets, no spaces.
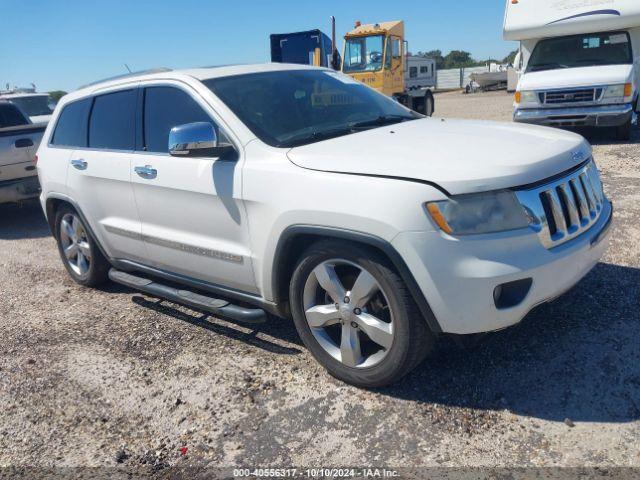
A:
504,0,640,140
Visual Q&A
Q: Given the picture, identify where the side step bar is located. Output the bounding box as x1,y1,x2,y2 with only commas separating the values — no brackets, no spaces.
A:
108,269,267,324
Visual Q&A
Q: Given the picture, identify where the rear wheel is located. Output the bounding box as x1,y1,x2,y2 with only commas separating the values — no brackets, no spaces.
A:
289,240,434,388
54,205,109,287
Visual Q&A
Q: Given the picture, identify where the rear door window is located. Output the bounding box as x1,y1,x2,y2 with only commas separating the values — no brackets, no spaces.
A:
51,98,92,147
89,90,136,150
142,86,214,153
0,103,28,128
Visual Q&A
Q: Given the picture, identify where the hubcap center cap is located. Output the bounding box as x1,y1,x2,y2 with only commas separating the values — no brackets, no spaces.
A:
339,304,353,319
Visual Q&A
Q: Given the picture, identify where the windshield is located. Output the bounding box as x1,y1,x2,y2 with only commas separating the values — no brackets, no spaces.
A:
527,31,633,73
9,95,54,117
204,70,418,148
343,35,385,73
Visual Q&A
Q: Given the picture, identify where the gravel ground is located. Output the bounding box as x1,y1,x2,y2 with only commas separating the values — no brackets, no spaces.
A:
0,90,638,475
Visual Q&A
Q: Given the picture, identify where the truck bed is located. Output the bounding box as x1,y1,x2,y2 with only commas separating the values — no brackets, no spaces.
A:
0,123,46,182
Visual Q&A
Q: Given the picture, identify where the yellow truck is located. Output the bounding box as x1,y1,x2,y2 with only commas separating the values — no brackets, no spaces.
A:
342,20,435,116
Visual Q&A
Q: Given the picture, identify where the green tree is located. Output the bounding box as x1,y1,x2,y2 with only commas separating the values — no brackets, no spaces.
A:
48,90,67,103
444,50,476,69
502,50,519,65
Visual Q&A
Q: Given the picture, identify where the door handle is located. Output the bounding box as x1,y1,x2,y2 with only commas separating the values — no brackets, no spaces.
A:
70,159,88,170
134,165,157,179
15,138,34,149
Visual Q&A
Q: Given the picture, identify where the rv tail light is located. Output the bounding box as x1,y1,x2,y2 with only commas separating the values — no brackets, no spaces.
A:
624,83,633,98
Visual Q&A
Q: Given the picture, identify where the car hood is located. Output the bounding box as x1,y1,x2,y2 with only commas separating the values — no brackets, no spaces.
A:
519,65,634,91
286,118,591,195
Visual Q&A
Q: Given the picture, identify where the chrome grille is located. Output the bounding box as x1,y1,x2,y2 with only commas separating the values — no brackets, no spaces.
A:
515,160,606,249
539,88,604,105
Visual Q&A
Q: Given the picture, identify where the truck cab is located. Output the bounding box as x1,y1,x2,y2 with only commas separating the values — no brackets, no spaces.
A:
342,20,434,116
505,0,640,140
0,92,55,124
343,21,405,96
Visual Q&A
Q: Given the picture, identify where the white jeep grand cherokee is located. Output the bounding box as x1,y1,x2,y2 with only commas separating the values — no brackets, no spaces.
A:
37,64,612,387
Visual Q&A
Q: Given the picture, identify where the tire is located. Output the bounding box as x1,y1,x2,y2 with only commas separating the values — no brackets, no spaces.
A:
425,93,434,117
54,204,110,287
410,96,425,115
289,240,435,388
615,119,632,142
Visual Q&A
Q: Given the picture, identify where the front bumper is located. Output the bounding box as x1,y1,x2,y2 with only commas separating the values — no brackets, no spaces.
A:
392,200,613,335
514,103,633,128
0,176,41,204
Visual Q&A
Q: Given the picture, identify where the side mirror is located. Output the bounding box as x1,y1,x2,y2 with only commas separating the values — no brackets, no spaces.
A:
169,122,234,158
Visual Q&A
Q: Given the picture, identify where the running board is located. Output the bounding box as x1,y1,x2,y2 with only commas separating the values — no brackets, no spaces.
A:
108,269,267,324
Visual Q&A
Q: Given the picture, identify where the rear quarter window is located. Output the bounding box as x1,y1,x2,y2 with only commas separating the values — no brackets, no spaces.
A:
89,90,137,150
51,98,92,147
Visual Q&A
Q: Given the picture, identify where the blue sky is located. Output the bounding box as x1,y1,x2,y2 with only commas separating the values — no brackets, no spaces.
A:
1,0,516,93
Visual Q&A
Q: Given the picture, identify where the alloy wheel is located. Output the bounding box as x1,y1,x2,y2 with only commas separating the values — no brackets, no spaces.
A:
59,213,92,276
302,259,395,368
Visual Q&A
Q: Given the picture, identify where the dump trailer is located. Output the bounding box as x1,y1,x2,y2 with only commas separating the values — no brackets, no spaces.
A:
342,20,435,116
270,18,341,69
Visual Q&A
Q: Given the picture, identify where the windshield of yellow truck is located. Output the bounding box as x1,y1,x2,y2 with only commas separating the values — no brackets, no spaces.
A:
343,35,385,73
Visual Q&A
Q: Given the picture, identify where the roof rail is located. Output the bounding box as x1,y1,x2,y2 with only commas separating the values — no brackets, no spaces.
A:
79,68,173,90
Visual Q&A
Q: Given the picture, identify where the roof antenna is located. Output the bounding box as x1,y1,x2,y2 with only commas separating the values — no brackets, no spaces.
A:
124,64,132,73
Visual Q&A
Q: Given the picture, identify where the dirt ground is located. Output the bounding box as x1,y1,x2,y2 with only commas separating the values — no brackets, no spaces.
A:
0,90,638,475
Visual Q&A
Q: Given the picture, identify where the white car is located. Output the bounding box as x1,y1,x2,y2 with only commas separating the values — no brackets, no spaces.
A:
36,64,613,387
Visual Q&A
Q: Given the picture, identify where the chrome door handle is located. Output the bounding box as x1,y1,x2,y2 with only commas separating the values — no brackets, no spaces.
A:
134,165,157,179
70,159,88,170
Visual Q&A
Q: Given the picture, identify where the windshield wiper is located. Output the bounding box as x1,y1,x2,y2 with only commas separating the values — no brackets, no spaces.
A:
280,127,357,148
280,115,415,148
573,59,611,66
349,114,414,130
528,62,570,72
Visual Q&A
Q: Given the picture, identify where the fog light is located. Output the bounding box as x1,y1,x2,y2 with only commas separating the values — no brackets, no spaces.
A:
493,285,503,304
493,278,533,310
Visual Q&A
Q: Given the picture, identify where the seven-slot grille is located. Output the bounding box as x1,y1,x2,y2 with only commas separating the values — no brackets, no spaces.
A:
515,160,606,249
538,88,604,105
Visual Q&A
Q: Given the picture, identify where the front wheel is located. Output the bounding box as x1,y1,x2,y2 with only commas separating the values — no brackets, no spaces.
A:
615,119,632,141
289,240,434,388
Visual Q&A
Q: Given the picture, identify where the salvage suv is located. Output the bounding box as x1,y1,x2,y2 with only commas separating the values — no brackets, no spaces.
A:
37,64,613,387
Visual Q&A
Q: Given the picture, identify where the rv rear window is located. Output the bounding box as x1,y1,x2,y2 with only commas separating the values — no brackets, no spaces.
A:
527,31,632,73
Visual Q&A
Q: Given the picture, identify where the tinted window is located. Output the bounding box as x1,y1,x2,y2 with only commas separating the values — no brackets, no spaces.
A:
143,87,213,153
204,70,417,148
0,103,29,128
528,31,632,72
89,90,136,150
51,98,92,147
10,96,54,117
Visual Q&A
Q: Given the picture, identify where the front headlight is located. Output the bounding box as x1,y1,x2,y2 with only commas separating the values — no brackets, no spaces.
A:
602,83,633,100
515,90,538,105
426,190,530,235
